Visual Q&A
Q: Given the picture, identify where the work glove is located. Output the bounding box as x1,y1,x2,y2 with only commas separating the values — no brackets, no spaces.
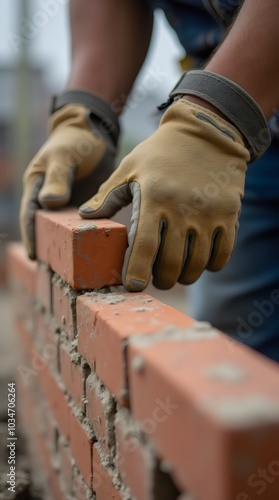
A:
20,91,120,259
79,99,250,291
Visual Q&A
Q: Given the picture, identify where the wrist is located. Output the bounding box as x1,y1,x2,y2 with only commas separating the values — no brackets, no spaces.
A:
51,90,120,146
167,70,271,162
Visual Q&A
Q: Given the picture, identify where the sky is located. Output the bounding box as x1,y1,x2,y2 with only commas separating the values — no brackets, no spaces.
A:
0,1,184,92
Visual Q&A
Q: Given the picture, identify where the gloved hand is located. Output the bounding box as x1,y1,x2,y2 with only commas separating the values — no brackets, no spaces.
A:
20,91,120,259
79,99,250,291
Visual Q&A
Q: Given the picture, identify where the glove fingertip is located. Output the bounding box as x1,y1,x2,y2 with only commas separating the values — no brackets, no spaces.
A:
38,191,71,209
79,205,95,215
123,277,147,292
23,238,36,261
28,249,36,261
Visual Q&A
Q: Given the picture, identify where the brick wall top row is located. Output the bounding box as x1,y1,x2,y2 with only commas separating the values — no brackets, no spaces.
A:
36,208,127,289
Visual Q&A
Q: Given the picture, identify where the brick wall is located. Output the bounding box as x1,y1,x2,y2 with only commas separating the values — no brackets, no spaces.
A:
7,208,279,500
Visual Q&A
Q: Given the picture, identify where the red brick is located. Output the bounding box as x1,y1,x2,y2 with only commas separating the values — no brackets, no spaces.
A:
77,291,193,403
93,444,121,500
47,417,59,456
69,411,93,488
36,262,52,312
34,311,60,372
59,441,73,496
17,318,71,439
127,324,279,500
7,242,37,295
60,342,85,410
13,284,35,334
16,317,53,395
16,340,41,396
86,372,116,458
73,467,93,500
115,408,156,500
40,398,59,454
35,208,127,289
17,377,63,500
17,318,94,488
53,275,77,338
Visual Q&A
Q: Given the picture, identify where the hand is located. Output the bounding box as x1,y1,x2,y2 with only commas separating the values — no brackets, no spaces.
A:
79,99,249,291
20,98,119,259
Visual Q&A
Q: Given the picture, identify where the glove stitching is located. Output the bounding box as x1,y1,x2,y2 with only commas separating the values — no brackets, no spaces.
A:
178,100,243,140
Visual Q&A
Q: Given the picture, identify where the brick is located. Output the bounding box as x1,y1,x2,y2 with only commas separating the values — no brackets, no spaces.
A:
73,467,94,500
59,440,73,497
17,318,94,488
127,323,279,500
16,318,48,395
39,397,59,454
17,377,63,500
36,262,52,312
35,208,127,289
17,318,71,439
116,409,180,500
47,417,59,456
7,242,37,296
69,411,93,488
77,290,193,403
115,408,156,500
93,444,121,500
52,275,77,338
13,284,35,334
60,342,85,410
86,372,116,458
34,311,60,373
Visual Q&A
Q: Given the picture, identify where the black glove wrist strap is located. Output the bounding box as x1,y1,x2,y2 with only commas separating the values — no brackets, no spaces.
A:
166,70,271,162
51,90,120,146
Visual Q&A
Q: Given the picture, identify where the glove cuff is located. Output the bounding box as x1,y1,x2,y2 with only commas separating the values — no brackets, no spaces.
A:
51,90,120,146
161,70,271,162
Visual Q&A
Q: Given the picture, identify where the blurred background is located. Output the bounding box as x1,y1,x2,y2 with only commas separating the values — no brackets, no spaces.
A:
0,2,188,495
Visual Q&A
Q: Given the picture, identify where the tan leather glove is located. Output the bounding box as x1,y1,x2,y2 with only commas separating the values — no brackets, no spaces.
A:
79,99,250,291
20,91,120,259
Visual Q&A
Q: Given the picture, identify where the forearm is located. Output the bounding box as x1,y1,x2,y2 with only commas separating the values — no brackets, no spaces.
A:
67,0,153,111
206,0,279,117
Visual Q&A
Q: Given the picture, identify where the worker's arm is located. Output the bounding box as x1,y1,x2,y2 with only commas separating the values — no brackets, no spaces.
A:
67,0,153,111
20,0,153,258
186,0,279,117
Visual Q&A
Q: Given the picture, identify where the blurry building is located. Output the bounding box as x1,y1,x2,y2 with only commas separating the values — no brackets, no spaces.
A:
0,62,50,282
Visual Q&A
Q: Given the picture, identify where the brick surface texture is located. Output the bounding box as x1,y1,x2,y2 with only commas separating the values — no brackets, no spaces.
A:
7,209,279,500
